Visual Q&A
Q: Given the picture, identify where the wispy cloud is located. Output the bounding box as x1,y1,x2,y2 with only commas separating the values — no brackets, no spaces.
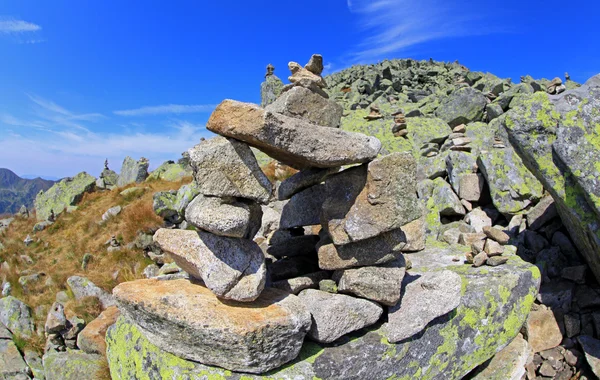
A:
347,0,499,62
114,104,216,117
0,18,41,34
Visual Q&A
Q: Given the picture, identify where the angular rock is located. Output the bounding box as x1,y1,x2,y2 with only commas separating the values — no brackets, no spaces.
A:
266,86,343,128
524,305,563,352
333,257,406,306
430,177,465,216
34,172,96,221
261,71,284,107
277,167,339,200
66,276,115,309
527,195,557,230
384,270,462,343
0,339,30,378
471,334,533,380
280,184,326,229
146,161,192,182
288,61,327,88
405,117,453,147
77,306,120,355
117,156,149,187
113,279,312,373
483,226,510,244
435,87,488,127
578,335,600,378
101,205,121,222
484,239,504,256
473,252,488,267
446,151,477,194
0,296,35,338
42,350,104,380
106,243,541,380
185,194,262,239
298,289,382,343
304,54,324,75
322,153,421,245
465,208,492,233
153,229,266,302
487,256,509,267
271,271,330,295
459,174,484,202
206,100,381,169
188,136,272,204
45,302,66,334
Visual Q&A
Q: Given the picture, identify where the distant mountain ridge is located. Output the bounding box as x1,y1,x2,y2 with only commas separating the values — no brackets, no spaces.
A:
0,168,55,214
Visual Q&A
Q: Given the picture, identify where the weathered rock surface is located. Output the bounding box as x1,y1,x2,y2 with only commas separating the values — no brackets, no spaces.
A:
147,161,192,182
435,87,488,127
333,257,406,306
279,184,327,229
0,296,35,338
278,167,338,201
271,271,330,295
504,77,600,282
0,339,30,378
34,171,96,221
112,279,312,373
77,306,120,355
384,270,462,343
66,276,115,309
153,229,266,302
471,333,533,380
266,85,343,128
188,136,272,204
523,305,563,353
42,350,105,380
185,194,263,239
206,100,381,169
107,244,540,380
322,153,421,245
298,289,382,343
117,156,149,187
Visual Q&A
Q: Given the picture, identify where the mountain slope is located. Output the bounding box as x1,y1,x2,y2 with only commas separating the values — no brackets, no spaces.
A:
0,168,55,214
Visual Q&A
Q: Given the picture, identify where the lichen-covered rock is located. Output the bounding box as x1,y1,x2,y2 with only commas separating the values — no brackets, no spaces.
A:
117,156,149,187
188,136,273,204
153,229,266,302
112,280,312,374
477,147,543,216
0,339,30,378
405,116,452,147
34,172,96,221
266,85,343,128
107,243,540,380
470,333,532,380
435,87,487,127
66,276,115,309
42,350,105,380
504,75,600,282
147,161,192,182
206,100,381,169
322,153,421,245
261,74,284,107
0,296,35,338
430,177,465,216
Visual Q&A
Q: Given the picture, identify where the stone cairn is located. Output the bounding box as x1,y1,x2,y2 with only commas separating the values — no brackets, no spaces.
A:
111,55,463,375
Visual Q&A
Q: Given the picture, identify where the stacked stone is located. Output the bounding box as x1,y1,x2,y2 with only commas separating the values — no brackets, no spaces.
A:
441,123,473,153
391,110,408,137
546,77,566,95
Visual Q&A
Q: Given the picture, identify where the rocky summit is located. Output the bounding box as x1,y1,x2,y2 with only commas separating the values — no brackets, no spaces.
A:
2,54,600,380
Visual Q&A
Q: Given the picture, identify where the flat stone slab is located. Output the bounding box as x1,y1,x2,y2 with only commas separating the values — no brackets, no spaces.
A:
107,244,541,380
153,229,266,302
112,279,312,374
206,100,381,169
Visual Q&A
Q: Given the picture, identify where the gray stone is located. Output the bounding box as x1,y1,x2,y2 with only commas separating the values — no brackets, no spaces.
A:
206,100,381,170
185,194,262,239
153,229,266,302
117,156,149,187
261,74,284,107
106,242,541,380
278,167,339,200
188,136,273,204
298,289,382,343
466,208,492,233
431,177,465,216
0,339,30,378
0,296,35,338
435,87,488,127
578,335,600,378
280,184,326,229
66,276,115,309
34,171,96,221
487,256,509,267
0,324,11,339
471,334,532,380
561,265,588,284
44,302,66,334
318,279,338,293
446,151,477,194
483,226,510,244
473,251,488,267
527,195,557,230
271,271,330,295
101,205,121,222
322,153,421,245
459,174,484,202
266,85,343,128
42,350,104,380
113,279,312,374
333,257,406,306
384,270,462,343
23,349,44,380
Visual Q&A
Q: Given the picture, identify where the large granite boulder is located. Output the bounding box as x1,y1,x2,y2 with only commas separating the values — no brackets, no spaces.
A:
34,171,96,221
0,339,30,378
107,244,540,380
322,152,421,245
435,87,488,127
153,229,266,302
206,100,381,169
504,74,600,282
188,136,273,204
117,156,149,187
266,85,343,128
111,279,312,374
42,350,105,380
0,296,35,338
147,161,192,182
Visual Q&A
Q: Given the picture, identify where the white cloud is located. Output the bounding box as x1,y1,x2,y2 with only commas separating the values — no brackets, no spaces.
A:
0,18,41,34
347,0,497,62
114,104,216,117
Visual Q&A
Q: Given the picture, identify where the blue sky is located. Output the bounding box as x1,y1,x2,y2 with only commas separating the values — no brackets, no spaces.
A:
1,0,598,179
